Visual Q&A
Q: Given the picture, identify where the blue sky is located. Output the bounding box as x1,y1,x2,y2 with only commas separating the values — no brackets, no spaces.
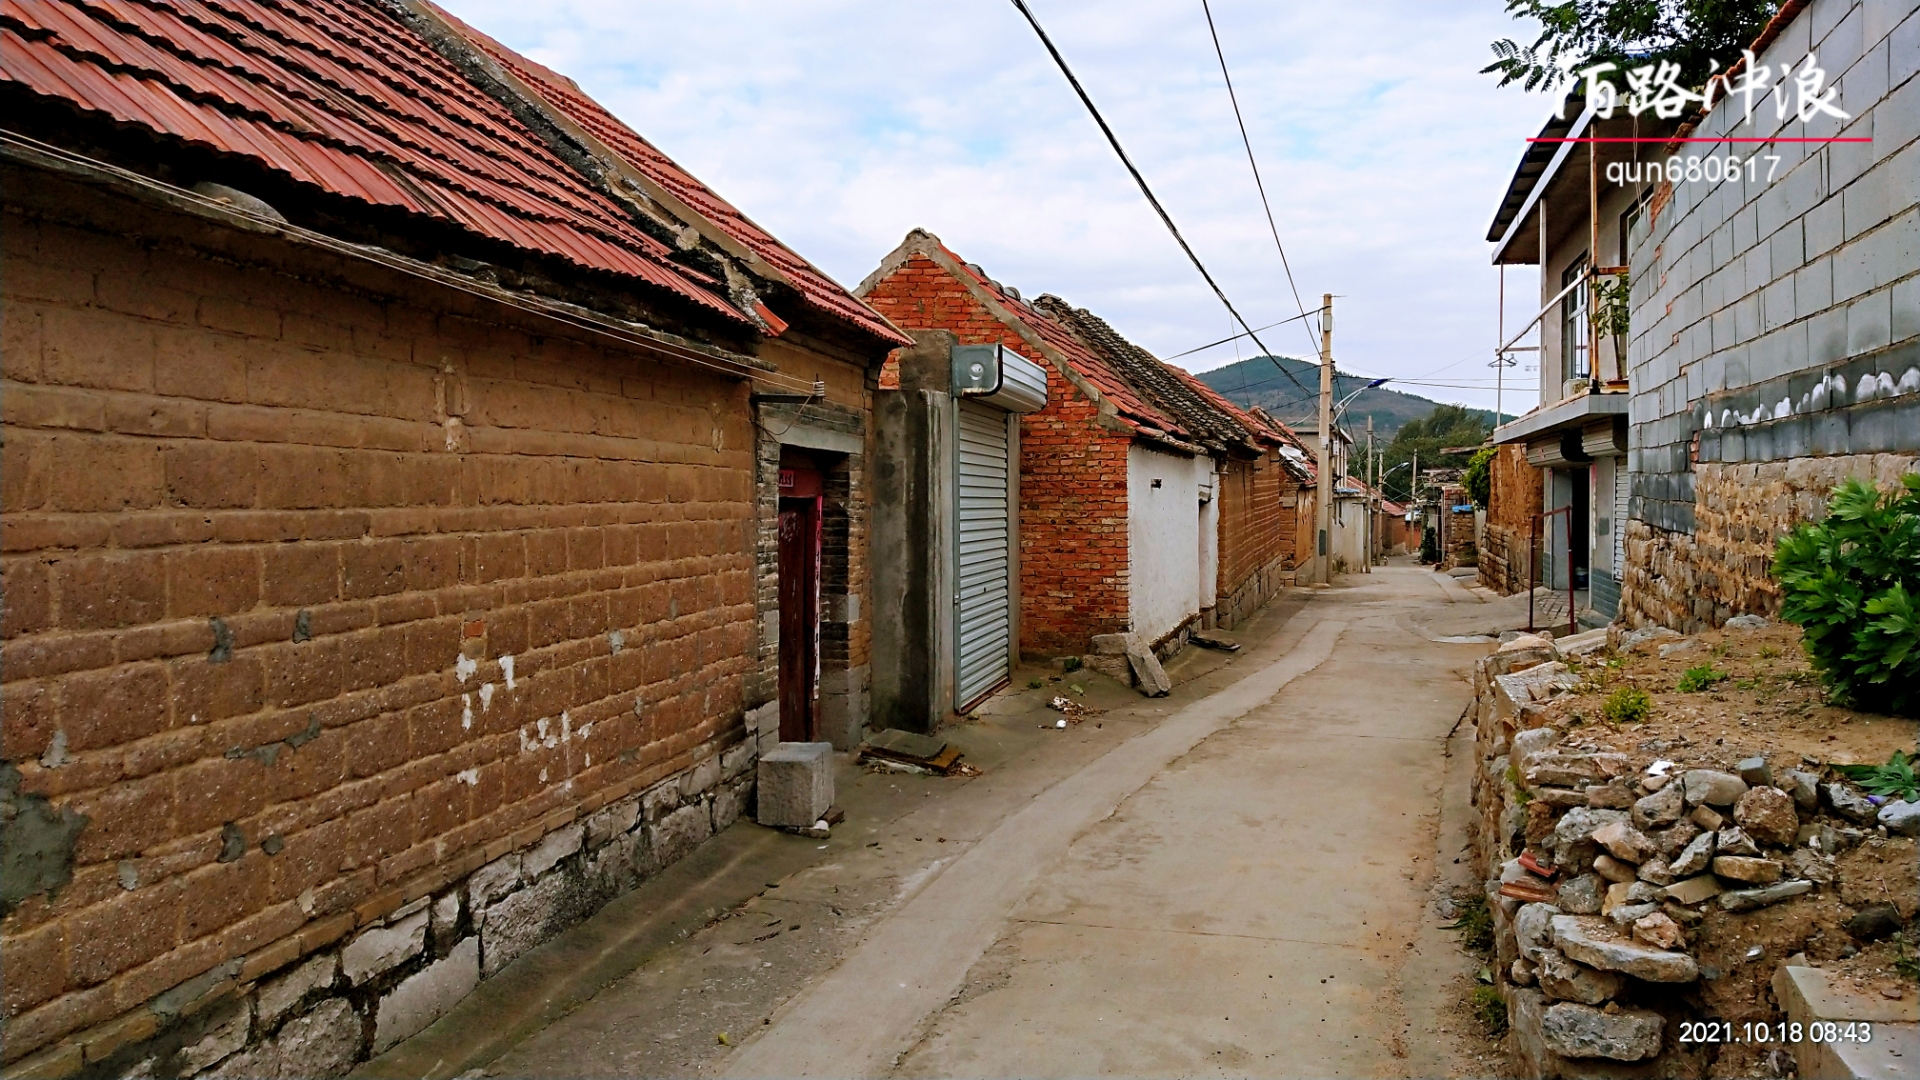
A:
440,0,1555,415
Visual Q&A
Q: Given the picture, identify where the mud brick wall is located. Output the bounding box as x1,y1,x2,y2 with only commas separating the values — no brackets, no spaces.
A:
1479,445,1541,595
0,201,799,1073
1439,485,1477,570
1621,453,1919,632
1213,453,1293,629
858,256,1132,658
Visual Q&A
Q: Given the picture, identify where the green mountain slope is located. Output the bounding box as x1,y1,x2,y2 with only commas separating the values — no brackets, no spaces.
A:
1195,355,1506,438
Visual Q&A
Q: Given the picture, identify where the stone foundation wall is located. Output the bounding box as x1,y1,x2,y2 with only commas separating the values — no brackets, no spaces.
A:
1620,453,1918,632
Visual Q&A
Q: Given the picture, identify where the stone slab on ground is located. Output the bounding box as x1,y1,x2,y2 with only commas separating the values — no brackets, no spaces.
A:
1772,965,1919,1080
756,742,835,828
1509,989,1673,1080
1125,641,1172,696
1551,915,1698,982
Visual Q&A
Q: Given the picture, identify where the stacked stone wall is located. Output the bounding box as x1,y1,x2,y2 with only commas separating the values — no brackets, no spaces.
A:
1620,453,1918,632
1480,446,1540,595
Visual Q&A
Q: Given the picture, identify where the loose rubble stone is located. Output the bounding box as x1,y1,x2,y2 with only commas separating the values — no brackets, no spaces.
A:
1511,726,1562,770
1662,875,1724,905
1535,946,1625,1005
1796,822,1840,853
1585,782,1636,809
1682,770,1749,808
1718,880,1812,912
1535,787,1589,810
1785,848,1835,884
1593,854,1638,883
1512,958,1537,986
1632,784,1685,830
1712,856,1783,884
1650,820,1701,858
1715,827,1760,857
1592,820,1657,863
1824,783,1878,825
1557,874,1605,915
1635,855,1675,886
1877,799,1920,837
1780,770,1820,811
1528,753,1628,788
1737,756,1772,787
1724,614,1768,630
1515,902,1560,962
1658,639,1699,659
1540,1001,1666,1061
1632,911,1685,950
1621,626,1681,649
1552,914,1700,981
1552,807,1629,866
1090,633,1132,655
1689,805,1725,831
1734,787,1799,846
1671,831,1715,876
1845,902,1903,941
1610,902,1660,926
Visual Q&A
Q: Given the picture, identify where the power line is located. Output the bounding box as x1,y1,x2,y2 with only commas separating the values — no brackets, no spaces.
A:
1008,0,1316,404
1163,309,1316,361
1199,0,1319,360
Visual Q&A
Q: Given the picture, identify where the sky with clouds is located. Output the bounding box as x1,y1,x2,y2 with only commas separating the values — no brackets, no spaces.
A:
439,0,1558,416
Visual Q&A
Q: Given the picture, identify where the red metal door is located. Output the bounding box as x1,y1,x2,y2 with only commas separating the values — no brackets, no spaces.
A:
777,466,823,742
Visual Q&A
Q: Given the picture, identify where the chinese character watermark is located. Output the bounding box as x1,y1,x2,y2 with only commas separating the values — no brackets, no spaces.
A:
1556,51,1850,126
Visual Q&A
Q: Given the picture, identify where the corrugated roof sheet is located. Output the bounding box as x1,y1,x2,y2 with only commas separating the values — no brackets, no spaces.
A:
3,0,894,342
434,6,904,345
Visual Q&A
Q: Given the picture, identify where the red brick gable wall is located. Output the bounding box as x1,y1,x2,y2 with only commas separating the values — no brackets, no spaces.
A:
1213,451,1297,627
860,257,1130,657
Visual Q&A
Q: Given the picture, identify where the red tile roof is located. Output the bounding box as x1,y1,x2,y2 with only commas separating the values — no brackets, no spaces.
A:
926,241,1187,440
1,0,898,343
434,5,904,345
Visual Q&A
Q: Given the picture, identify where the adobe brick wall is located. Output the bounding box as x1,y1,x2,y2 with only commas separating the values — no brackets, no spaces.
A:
1213,453,1294,629
1478,445,1541,595
860,256,1131,658
0,190,868,1075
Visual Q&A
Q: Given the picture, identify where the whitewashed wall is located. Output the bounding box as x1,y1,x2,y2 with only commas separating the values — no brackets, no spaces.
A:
1127,444,1210,643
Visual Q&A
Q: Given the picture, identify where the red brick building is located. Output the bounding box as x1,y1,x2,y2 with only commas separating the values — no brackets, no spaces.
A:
0,3,902,1076
859,230,1298,658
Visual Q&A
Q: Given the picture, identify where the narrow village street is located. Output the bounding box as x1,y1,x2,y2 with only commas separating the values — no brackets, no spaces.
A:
356,565,1502,1079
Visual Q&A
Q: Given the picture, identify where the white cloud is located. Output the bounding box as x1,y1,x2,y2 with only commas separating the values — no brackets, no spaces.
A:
441,0,1553,413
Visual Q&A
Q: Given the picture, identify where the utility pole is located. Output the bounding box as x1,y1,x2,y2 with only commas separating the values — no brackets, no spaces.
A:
1411,447,1419,558
1365,415,1375,572
1315,294,1334,584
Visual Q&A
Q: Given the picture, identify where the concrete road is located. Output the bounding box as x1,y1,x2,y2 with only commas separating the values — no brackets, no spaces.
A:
727,565,1488,1078
381,565,1493,1079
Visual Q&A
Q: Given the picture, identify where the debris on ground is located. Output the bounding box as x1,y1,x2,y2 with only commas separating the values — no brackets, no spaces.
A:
1467,619,1919,1078
1190,630,1242,652
1046,696,1103,727
859,728,966,774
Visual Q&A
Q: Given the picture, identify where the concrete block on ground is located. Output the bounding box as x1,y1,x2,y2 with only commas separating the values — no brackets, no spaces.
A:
1125,642,1171,697
1773,964,1918,1079
1090,633,1134,656
756,741,835,828
341,908,427,985
373,936,480,1053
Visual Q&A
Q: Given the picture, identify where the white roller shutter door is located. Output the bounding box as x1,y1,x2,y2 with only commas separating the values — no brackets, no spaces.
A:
955,400,1012,710
1613,459,1628,575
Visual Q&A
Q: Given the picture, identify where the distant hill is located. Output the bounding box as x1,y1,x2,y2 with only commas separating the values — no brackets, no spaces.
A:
1195,355,1506,438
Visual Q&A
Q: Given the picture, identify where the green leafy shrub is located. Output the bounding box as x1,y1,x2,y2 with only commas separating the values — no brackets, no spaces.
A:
1060,656,1082,673
1833,751,1917,802
1676,664,1729,692
1463,446,1496,508
1773,476,1920,715
1603,686,1651,723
